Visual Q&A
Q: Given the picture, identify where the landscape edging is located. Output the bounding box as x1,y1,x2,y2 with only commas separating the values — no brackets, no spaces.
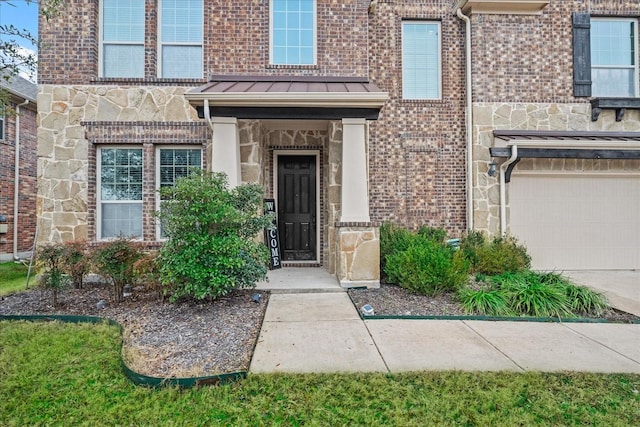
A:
0,314,247,388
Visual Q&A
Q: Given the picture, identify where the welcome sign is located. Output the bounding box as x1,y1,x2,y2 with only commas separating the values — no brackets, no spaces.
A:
264,199,281,270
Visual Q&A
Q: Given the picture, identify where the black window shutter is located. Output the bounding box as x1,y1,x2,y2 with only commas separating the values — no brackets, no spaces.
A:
573,12,591,97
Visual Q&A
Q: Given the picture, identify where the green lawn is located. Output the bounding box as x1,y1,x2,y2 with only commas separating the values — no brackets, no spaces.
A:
0,261,32,296
1,321,638,426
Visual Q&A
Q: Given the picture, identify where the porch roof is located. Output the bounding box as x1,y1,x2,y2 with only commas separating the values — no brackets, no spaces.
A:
185,75,388,120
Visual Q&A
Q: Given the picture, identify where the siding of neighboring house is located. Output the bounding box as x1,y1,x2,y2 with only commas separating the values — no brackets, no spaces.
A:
0,95,38,261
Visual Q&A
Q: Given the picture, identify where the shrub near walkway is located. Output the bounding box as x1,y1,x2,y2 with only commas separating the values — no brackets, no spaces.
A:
379,224,614,319
1,321,639,426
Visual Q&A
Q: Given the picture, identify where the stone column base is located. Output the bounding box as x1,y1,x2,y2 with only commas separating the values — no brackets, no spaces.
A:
335,224,380,288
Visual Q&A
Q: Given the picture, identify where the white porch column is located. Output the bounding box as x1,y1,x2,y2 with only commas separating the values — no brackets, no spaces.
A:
340,118,370,223
211,117,241,188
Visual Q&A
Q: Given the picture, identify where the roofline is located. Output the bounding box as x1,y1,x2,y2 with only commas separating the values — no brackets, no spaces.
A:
184,91,389,109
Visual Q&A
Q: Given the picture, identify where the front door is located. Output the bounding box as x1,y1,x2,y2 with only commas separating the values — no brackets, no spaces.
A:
277,155,317,261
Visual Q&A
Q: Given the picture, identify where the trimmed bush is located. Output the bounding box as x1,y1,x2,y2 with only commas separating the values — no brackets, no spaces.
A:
91,237,142,303
59,240,89,289
385,239,469,296
460,232,530,275
36,243,70,306
156,171,272,302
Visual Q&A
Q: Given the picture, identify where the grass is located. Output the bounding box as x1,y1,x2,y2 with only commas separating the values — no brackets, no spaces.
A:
1,320,639,426
0,261,32,296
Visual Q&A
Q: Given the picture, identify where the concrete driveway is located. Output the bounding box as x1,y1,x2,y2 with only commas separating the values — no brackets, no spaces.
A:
563,270,640,316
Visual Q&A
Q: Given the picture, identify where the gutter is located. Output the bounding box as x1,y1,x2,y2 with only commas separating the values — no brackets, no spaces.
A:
14,99,29,261
499,145,518,236
455,8,474,231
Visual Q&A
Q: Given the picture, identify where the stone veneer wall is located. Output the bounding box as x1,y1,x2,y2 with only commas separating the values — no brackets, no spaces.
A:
473,104,640,236
335,226,380,287
37,85,201,245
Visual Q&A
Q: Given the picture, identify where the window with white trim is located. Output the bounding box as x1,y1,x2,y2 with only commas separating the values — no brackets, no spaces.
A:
159,0,203,78
402,21,441,100
591,18,639,97
156,147,202,238
98,147,143,239
270,0,316,65
101,0,145,78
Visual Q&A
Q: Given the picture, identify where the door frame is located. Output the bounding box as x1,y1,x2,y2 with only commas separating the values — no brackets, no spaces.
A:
274,150,321,264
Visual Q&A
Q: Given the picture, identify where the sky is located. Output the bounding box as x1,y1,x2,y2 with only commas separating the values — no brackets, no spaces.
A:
0,0,39,46
0,0,40,81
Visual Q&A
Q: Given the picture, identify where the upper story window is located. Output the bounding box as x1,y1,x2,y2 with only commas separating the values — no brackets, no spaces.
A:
402,21,441,100
591,18,638,97
101,0,145,78
98,147,143,239
270,0,316,65
160,0,203,78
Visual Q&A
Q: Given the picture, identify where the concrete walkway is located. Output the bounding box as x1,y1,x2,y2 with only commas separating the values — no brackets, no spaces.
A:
250,268,640,374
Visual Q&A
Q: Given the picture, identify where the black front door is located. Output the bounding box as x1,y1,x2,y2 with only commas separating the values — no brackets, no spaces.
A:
277,155,317,261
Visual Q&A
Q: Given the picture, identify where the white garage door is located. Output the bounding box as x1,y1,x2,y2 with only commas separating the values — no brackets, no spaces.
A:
509,173,640,270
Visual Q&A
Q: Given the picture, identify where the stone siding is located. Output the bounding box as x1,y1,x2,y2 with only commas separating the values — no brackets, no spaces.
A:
473,104,640,235
37,85,202,244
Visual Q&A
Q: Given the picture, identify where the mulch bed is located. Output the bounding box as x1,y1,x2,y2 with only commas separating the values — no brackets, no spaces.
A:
0,281,269,378
2,279,637,379
348,283,640,323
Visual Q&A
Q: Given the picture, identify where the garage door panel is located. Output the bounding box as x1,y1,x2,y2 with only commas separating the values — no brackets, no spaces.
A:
509,174,640,270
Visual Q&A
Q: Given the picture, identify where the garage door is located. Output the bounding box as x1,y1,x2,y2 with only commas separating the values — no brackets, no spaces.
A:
509,173,640,270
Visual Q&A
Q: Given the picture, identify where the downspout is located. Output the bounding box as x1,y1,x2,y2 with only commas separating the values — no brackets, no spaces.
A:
456,8,473,231
203,99,214,132
14,99,29,261
499,145,518,236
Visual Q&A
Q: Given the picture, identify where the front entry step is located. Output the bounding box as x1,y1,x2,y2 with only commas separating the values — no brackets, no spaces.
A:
255,267,342,293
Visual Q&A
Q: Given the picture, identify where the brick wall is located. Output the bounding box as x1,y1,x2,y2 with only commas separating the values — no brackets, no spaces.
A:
470,0,640,103
0,102,38,259
368,1,468,234
39,0,370,84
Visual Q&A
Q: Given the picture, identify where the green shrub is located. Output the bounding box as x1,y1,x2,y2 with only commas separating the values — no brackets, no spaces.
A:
416,226,447,244
461,232,530,275
59,240,89,289
385,239,469,296
380,222,416,275
36,243,70,306
156,171,272,302
458,287,514,316
91,237,142,303
563,283,609,316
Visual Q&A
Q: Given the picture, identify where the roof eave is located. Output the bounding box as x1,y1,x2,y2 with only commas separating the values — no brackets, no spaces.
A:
184,91,389,109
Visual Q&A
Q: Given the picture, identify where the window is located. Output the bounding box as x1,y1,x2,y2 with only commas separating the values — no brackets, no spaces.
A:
101,0,145,78
98,148,143,239
591,18,638,97
402,21,441,100
156,147,202,238
160,0,203,78
0,115,4,140
270,0,316,65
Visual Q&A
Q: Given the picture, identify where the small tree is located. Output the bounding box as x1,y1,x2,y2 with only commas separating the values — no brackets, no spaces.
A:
60,240,89,289
91,237,142,303
156,171,273,302
36,243,69,306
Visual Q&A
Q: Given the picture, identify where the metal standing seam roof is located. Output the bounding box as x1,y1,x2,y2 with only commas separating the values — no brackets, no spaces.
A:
493,130,640,142
189,75,385,95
